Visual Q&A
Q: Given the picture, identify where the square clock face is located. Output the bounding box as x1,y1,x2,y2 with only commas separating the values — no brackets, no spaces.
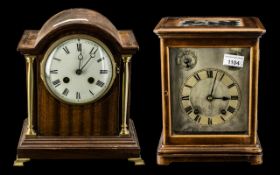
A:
169,47,250,134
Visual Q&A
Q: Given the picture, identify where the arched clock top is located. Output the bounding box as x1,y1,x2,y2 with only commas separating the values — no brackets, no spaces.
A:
17,8,138,55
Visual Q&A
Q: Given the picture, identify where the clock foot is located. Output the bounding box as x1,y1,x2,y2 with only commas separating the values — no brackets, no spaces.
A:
13,156,30,167
128,156,145,166
157,156,171,165
119,127,130,136
250,155,263,165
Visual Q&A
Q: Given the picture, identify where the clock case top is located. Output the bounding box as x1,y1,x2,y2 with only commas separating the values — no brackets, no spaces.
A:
154,17,265,37
18,8,138,136
154,17,265,145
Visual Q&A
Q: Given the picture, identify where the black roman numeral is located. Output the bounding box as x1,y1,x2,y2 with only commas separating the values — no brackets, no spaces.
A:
231,96,239,100
89,90,94,96
76,92,81,100
100,70,108,74
63,46,70,54
53,57,61,61
227,106,235,113
194,115,201,123
52,79,61,87
96,80,105,87
208,118,212,125
90,47,98,54
182,96,189,100
228,83,235,89
89,47,94,54
50,70,58,74
97,57,104,63
193,73,201,81
62,88,69,96
185,106,193,114
77,43,82,52
207,70,213,78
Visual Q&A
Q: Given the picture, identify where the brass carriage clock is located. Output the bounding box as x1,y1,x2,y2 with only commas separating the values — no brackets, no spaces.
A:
154,17,265,165
14,8,143,166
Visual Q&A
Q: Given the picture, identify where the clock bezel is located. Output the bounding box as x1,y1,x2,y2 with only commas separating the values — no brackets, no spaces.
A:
40,34,117,105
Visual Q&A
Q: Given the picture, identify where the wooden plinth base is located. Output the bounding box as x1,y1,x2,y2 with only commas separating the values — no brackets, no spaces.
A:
157,134,262,165
14,119,143,166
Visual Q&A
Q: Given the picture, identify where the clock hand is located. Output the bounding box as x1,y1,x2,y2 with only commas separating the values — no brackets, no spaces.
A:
212,96,230,101
80,55,94,71
78,52,83,70
80,48,98,71
210,71,218,96
75,47,84,75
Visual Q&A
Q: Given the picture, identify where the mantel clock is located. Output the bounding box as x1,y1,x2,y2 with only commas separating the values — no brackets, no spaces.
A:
154,17,265,165
14,8,143,166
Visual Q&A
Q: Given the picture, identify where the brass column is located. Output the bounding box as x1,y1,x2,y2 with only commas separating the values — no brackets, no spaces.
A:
119,55,131,136
25,55,36,136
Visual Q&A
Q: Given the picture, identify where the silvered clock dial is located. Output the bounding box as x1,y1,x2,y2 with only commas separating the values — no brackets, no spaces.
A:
169,48,250,134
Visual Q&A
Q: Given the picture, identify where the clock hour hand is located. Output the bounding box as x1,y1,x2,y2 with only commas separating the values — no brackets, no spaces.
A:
76,42,84,75
212,96,230,101
76,52,84,75
78,52,83,70
207,95,230,102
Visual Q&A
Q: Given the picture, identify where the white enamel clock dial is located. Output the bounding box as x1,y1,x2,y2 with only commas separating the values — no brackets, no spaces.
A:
42,35,116,104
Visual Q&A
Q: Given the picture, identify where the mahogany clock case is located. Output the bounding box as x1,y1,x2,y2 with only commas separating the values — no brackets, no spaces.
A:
1,0,277,174
13,8,143,163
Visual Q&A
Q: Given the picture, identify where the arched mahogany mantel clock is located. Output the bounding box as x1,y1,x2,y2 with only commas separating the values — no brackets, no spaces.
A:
14,8,143,166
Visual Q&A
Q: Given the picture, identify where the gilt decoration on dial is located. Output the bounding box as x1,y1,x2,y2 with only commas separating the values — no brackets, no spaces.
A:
41,34,116,104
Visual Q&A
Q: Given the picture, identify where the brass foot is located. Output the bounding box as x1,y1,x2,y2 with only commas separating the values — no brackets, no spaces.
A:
13,156,30,167
119,127,130,136
25,128,36,136
128,156,145,166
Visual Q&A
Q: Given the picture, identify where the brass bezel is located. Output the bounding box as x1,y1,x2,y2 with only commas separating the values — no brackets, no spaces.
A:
40,34,117,105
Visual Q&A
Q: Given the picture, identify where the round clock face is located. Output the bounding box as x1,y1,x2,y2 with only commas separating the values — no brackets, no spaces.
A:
42,35,116,104
180,68,241,126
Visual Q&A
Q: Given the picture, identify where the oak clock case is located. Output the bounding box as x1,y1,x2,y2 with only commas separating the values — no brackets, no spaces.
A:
14,8,143,166
154,17,265,165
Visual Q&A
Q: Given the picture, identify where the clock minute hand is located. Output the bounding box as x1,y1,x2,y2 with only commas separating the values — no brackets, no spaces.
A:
80,55,93,71
210,71,218,96
81,47,98,71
